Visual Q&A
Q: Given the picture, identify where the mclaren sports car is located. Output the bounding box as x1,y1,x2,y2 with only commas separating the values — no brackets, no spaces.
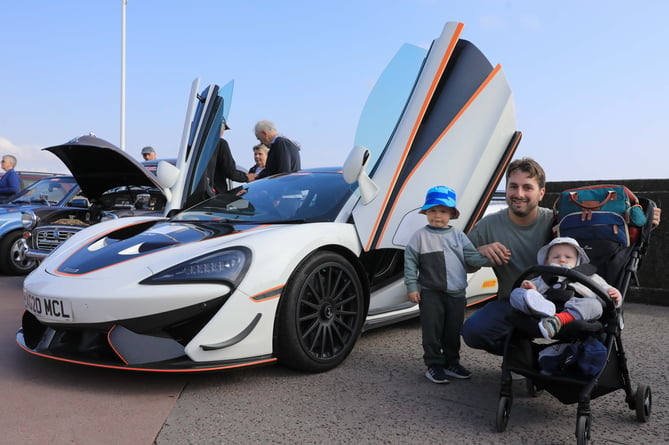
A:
18,22,520,373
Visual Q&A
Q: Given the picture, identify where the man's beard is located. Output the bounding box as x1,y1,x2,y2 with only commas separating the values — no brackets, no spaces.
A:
508,198,536,218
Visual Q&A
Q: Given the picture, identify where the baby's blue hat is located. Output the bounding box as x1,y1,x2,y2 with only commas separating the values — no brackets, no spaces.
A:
419,185,460,218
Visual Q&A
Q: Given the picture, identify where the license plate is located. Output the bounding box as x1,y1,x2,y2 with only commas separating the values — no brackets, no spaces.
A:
24,292,73,322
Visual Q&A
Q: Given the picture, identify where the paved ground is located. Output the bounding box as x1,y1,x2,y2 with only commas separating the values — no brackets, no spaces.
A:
3,275,668,444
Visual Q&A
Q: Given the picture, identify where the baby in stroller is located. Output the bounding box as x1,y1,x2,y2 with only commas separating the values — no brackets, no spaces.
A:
509,237,621,340
495,185,656,443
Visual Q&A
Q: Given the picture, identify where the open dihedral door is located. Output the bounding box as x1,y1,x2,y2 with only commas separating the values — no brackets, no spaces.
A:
352,22,520,251
165,79,235,214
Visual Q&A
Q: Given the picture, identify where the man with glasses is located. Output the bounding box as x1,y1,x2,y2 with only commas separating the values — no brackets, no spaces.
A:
0,155,20,198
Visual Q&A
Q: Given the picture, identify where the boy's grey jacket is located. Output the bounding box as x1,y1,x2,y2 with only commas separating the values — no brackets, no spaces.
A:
404,225,490,294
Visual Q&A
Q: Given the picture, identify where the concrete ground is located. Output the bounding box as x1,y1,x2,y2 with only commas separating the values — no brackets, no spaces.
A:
3,275,667,444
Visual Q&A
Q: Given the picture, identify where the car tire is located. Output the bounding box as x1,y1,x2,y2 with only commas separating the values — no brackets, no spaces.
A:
276,251,365,373
0,231,37,275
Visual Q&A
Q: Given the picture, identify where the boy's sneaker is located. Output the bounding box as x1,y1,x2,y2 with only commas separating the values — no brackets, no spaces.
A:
539,315,562,339
444,363,472,380
425,367,450,384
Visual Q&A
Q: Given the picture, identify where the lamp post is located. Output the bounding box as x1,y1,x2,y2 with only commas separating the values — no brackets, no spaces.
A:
120,0,127,150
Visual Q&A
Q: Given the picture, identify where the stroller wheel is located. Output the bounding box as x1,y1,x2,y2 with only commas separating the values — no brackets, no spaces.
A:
634,384,652,422
526,379,542,397
495,396,512,432
576,415,591,445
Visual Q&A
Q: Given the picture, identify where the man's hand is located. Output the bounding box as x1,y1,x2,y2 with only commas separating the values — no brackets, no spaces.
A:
247,173,257,182
407,291,420,304
477,242,511,266
609,287,622,307
652,206,661,229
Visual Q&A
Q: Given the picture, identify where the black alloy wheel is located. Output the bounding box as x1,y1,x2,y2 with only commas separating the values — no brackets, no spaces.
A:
277,251,365,372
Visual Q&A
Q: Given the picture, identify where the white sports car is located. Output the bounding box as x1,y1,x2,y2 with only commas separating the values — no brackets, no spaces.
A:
18,22,519,372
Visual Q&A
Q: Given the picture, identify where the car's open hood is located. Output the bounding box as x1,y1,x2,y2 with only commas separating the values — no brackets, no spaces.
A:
44,134,165,200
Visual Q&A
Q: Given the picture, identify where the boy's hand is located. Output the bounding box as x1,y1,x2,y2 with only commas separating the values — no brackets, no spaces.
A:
407,291,420,304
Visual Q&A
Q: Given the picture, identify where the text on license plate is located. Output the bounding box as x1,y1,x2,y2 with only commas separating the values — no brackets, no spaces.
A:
25,293,73,321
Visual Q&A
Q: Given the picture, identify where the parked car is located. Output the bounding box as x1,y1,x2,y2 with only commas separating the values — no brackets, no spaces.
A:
0,175,84,274
0,171,63,204
22,155,241,263
23,149,244,265
19,22,519,373
21,152,174,264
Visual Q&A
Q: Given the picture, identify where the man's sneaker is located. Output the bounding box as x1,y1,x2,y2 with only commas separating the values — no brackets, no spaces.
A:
444,363,472,380
539,315,562,339
510,371,526,381
425,367,450,384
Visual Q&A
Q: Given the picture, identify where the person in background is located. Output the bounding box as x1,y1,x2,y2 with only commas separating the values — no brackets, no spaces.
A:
212,118,252,193
253,120,300,179
141,146,157,160
0,155,20,197
249,143,269,176
404,186,491,384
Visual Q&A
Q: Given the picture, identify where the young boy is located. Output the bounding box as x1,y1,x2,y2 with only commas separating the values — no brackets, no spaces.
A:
509,237,622,339
404,186,491,383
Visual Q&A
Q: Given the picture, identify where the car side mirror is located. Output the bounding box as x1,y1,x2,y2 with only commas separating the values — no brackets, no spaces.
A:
156,161,179,189
70,198,90,208
342,145,379,205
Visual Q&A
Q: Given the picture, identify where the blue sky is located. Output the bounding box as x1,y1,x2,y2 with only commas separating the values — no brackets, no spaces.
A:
2,1,668,181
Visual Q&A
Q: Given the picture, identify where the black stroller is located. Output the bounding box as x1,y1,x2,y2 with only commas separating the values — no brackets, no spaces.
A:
495,192,656,445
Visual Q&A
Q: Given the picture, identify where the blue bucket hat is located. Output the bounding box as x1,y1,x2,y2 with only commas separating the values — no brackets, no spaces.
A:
419,185,460,218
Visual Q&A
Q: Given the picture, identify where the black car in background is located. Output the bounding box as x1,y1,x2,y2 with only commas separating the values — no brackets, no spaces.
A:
21,138,170,267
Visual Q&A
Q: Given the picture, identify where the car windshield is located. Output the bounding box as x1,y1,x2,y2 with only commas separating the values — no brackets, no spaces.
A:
172,171,352,224
10,176,78,205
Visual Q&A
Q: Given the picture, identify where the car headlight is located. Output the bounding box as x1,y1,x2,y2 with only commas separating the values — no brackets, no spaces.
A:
141,247,251,286
21,210,38,230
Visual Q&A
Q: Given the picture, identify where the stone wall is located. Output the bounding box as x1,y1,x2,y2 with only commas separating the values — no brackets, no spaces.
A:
543,179,668,306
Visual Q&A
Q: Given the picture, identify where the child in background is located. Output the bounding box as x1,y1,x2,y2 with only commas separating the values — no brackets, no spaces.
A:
509,237,622,339
404,186,493,383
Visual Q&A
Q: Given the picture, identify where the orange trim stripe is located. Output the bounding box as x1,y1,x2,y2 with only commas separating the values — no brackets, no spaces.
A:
374,64,502,248
364,23,464,251
107,325,129,365
465,293,498,308
465,132,520,233
17,338,277,373
250,285,284,302
482,279,498,289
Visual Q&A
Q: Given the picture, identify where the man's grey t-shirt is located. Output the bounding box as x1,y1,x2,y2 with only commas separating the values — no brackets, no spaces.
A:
468,206,554,298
